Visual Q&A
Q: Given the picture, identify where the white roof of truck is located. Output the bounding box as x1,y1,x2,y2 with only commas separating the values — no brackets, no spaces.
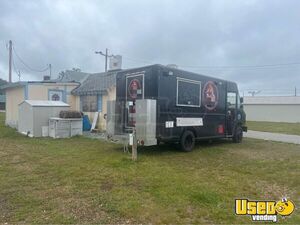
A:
21,100,70,107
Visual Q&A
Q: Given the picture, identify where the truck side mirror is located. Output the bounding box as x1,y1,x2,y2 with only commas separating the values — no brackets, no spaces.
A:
240,97,244,109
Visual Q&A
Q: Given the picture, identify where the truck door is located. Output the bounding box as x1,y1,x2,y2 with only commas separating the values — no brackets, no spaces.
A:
226,91,238,135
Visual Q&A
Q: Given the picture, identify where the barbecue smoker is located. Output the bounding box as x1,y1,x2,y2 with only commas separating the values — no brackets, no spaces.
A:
107,64,247,151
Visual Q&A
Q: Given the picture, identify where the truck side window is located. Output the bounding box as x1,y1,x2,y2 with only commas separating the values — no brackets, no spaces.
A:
227,92,237,109
237,94,241,108
176,78,201,107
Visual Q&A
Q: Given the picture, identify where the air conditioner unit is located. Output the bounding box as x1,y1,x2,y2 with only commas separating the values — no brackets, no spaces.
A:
109,55,122,70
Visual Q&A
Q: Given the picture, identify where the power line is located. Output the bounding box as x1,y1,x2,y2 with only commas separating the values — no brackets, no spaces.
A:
95,48,114,72
12,46,49,73
179,62,300,69
182,65,300,72
122,55,300,70
12,54,21,80
122,56,154,64
8,40,12,82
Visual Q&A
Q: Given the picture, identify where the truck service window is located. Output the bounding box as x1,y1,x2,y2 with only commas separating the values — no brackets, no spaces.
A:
176,78,201,107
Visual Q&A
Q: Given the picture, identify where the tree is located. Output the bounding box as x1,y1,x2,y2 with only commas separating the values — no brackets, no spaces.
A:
72,68,81,72
0,78,7,94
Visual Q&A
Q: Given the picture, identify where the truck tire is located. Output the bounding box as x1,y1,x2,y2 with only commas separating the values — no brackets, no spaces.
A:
233,126,243,143
180,130,195,152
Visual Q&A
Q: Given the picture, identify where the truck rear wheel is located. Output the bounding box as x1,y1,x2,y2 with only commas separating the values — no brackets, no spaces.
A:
180,130,195,152
233,126,243,143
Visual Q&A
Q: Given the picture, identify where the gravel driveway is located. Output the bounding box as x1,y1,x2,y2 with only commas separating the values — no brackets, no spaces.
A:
244,130,300,145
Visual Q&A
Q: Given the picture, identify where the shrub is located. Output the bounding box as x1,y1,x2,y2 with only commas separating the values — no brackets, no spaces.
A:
59,110,82,118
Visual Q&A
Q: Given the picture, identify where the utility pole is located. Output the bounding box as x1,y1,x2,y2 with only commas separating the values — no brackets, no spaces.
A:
49,64,52,79
132,128,137,161
295,86,297,96
8,40,12,83
17,70,21,81
95,48,113,72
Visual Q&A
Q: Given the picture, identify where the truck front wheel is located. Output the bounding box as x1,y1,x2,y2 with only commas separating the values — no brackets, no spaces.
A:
233,126,243,143
180,130,195,152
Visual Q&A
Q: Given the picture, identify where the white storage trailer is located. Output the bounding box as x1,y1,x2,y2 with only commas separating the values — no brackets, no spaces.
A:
18,100,70,137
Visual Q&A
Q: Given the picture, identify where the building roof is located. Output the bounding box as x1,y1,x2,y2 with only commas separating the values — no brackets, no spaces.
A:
72,70,119,95
52,70,90,83
0,78,7,93
0,81,27,90
0,95,5,103
0,80,80,91
0,70,89,91
244,96,300,105
21,100,70,107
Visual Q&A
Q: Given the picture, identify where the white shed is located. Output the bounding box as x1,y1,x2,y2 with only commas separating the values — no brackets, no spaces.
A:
243,96,300,123
18,100,70,137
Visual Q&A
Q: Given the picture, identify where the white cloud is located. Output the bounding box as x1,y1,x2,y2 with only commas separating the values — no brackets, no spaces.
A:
0,0,299,94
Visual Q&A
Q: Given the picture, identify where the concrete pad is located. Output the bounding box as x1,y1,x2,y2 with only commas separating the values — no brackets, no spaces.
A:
244,130,300,145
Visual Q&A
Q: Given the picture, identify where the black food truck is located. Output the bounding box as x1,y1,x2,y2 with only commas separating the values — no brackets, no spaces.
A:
107,64,247,151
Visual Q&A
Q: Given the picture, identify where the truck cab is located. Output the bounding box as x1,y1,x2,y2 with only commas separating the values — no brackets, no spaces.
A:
226,82,247,142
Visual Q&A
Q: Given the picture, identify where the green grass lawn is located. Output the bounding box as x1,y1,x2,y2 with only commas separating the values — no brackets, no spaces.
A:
247,121,300,136
0,112,299,224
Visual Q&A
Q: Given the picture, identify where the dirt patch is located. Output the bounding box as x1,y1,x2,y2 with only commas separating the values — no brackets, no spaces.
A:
56,196,132,224
11,158,33,173
121,179,143,191
100,181,114,192
0,195,12,222
255,181,296,200
227,144,288,162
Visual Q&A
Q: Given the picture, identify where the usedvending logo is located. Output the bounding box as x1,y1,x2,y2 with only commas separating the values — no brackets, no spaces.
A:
235,198,295,222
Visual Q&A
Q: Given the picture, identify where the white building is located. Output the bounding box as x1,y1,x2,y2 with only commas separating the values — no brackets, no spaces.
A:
243,96,300,123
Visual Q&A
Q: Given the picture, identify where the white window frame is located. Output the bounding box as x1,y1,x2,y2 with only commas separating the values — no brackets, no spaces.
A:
227,92,237,109
48,90,64,102
176,77,201,107
81,95,98,112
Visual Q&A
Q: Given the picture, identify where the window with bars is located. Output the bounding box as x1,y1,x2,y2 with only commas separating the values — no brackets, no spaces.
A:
81,95,102,112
